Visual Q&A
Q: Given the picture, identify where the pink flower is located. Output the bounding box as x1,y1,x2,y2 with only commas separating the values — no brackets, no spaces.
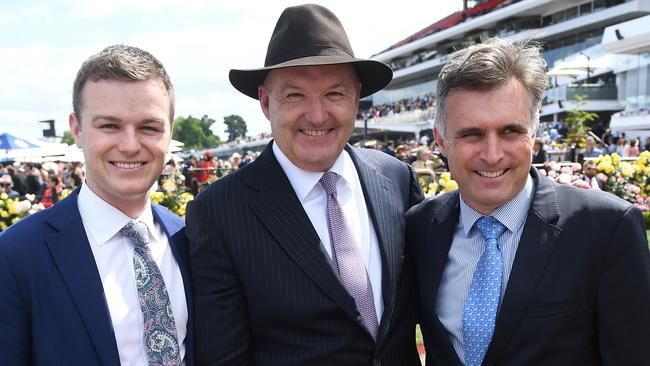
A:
558,173,572,184
547,170,557,178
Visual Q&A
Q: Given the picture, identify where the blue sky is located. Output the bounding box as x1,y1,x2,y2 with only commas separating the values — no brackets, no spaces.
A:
0,0,459,143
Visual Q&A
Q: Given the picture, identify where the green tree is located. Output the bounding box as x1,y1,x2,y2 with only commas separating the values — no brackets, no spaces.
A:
224,114,248,142
173,115,222,150
61,130,75,145
564,95,599,147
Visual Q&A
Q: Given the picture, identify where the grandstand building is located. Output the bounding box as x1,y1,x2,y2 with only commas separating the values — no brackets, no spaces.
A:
356,0,650,142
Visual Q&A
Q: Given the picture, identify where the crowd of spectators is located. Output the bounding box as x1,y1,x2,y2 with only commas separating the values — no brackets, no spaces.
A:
0,161,84,207
357,93,435,121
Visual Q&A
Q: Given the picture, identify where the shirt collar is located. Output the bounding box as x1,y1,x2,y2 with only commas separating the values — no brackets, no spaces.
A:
459,174,534,235
78,184,156,246
272,142,356,203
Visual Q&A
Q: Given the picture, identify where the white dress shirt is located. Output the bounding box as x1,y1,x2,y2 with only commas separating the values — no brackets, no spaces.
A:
77,184,187,366
272,142,384,321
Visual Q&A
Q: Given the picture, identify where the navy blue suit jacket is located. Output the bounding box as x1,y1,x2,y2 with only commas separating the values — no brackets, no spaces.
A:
188,143,423,366
0,189,194,366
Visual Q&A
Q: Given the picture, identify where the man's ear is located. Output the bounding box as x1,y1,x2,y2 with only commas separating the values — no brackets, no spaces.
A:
434,127,447,157
69,113,82,148
258,85,271,120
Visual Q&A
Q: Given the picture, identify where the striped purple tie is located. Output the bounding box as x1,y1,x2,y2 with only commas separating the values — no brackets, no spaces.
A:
320,171,379,340
121,220,182,366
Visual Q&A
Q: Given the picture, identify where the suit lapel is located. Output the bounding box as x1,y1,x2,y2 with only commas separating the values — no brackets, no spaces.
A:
425,192,464,366
346,147,399,340
44,191,120,366
246,144,359,322
483,169,562,365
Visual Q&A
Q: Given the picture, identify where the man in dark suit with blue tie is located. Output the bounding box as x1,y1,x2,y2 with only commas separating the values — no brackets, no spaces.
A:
0,45,193,366
187,4,423,366
407,37,650,366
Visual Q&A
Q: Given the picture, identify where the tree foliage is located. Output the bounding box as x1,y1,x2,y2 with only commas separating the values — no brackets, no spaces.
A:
224,114,248,142
61,130,75,145
564,95,599,146
173,115,222,150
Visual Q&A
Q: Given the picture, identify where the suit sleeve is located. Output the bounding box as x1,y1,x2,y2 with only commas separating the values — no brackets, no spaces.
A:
597,206,650,365
0,247,30,366
186,198,251,366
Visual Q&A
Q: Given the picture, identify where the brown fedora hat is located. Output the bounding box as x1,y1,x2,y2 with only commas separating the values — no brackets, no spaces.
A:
229,3,392,100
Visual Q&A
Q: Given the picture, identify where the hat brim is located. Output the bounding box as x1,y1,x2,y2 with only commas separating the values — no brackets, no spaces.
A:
229,55,392,100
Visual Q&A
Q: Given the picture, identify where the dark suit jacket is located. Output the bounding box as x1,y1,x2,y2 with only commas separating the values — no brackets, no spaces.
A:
531,149,547,164
187,143,423,366
407,168,650,366
0,189,194,366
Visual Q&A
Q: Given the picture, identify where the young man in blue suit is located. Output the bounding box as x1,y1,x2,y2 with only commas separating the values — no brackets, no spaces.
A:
187,4,423,366
0,45,193,366
407,37,650,366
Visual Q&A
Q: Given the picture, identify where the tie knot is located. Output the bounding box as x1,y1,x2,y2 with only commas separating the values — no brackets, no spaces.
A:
319,171,338,196
475,216,506,243
121,220,149,247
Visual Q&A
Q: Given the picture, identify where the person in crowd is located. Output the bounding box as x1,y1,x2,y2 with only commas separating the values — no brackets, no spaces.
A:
628,138,640,157
186,4,423,365
531,138,547,164
0,174,19,198
198,151,216,183
407,37,650,366
5,167,25,196
412,147,437,185
40,174,62,208
0,44,194,366
616,137,628,156
382,140,396,156
239,150,255,168
581,136,603,158
582,160,606,190
229,152,242,170
644,136,650,152
69,161,85,187
23,163,42,195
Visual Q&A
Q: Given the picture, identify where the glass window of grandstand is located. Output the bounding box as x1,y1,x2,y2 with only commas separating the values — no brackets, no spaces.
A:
579,2,592,15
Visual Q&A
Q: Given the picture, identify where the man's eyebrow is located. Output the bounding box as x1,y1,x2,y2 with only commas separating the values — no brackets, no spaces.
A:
454,127,483,137
91,115,120,123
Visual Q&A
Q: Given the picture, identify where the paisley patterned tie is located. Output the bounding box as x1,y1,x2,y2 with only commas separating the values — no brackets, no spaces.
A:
320,171,379,340
121,220,181,366
462,216,506,366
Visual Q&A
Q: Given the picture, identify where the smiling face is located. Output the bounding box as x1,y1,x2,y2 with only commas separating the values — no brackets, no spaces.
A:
435,78,536,215
70,77,172,217
259,64,361,172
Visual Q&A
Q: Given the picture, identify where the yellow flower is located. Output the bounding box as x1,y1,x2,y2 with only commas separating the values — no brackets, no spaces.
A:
0,192,7,200
0,222,6,231
619,162,634,177
440,172,451,181
0,210,7,218
150,191,165,204
444,180,459,192
60,189,71,199
611,153,621,165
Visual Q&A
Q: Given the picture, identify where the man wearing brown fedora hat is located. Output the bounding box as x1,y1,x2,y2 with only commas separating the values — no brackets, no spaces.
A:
186,4,423,366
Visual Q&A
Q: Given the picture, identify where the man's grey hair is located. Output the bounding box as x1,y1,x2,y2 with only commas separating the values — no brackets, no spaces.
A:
434,37,548,138
72,44,175,124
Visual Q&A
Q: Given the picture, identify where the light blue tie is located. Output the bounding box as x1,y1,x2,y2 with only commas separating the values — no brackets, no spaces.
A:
463,216,506,366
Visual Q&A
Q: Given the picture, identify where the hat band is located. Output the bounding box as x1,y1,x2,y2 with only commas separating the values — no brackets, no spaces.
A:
265,46,354,67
